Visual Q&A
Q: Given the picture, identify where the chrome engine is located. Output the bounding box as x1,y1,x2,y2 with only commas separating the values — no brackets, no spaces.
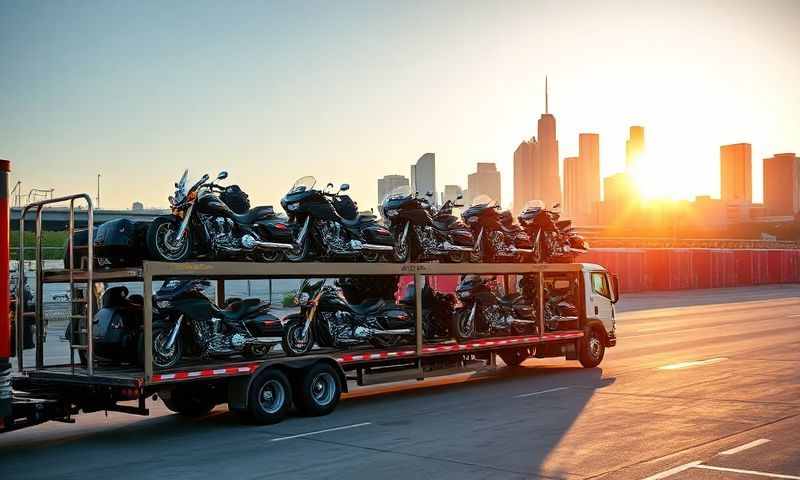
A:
414,225,443,253
191,317,249,357
318,220,351,254
203,215,241,252
489,231,514,256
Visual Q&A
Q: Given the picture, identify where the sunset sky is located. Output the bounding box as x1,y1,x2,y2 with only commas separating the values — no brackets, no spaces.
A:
1,0,799,210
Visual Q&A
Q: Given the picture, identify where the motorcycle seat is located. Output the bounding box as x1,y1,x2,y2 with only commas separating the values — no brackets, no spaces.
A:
341,214,377,227
233,206,276,224
221,298,266,320
348,298,385,315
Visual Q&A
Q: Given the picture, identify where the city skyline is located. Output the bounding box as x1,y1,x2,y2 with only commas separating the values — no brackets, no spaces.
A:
2,1,799,211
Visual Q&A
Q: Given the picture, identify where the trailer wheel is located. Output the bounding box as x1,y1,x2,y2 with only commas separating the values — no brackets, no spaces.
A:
248,368,292,424
163,387,217,416
499,348,530,367
579,327,605,368
294,363,341,417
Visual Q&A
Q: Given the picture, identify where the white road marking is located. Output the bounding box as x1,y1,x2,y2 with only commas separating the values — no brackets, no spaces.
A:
513,386,569,398
270,422,372,442
720,438,771,455
695,464,800,479
659,357,727,370
640,461,702,480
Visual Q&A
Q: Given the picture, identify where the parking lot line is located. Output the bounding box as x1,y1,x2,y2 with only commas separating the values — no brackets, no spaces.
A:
720,438,771,456
641,461,702,480
695,464,800,479
513,386,569,398
270,422,372,442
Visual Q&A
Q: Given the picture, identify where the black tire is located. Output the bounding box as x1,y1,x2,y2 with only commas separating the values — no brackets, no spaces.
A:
281,316,315,356
450,309,475,340
163,387,217,416
579,327,605,368
147,216,193,262
294,363,342,417
247,368,292,424
499,348,530,367
392,224,411,263
285,236,309,262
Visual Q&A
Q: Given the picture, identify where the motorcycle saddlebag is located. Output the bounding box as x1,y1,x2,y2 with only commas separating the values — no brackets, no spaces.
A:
449,229,474,247
93,218,150,267
63,226,98,269
362,224,394,246
256,219,293,244
375,307,411,330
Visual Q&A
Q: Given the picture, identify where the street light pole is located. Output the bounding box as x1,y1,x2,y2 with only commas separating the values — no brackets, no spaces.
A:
96,173,101,209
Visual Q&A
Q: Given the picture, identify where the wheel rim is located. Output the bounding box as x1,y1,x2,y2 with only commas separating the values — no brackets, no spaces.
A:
289,325,310,353
588,333,602,360
310,372,336,406
258,379,286,414
153,331,178,368
155,223,189,261
394,233,409,262
458,312,474,337
260,250,282,262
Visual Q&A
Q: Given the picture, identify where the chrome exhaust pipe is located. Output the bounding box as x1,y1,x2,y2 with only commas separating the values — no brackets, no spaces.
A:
353,326,413,338
359,243,394,252
443,242,474,252
253,240,295,250
511,247,534,254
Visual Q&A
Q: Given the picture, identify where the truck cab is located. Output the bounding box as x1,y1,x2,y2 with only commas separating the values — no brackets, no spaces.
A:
581,263,619,347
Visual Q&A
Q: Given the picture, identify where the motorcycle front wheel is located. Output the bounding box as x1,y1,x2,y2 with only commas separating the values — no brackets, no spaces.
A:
450,309,475,340
285,237,310,262
152,327,182,369
281,317,315,356
392,225,410,263
147,216,193,262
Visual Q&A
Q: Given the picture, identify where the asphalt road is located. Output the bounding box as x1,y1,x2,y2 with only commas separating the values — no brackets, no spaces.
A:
2,284,799,480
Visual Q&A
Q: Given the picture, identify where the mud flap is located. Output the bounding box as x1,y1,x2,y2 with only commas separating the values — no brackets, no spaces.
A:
227,376,250,411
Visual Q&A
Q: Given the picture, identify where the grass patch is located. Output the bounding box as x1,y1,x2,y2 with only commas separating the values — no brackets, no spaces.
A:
10,231,68,260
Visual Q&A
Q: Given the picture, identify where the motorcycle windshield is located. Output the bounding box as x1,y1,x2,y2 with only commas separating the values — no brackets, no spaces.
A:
289,176,316,194
382,185,413,205
174,169,189,203
471,194,496,208
524,199,545,210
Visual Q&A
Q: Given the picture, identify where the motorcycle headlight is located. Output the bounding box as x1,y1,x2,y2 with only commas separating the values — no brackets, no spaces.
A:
156,300,171,309
458,290,471,299
296,292,310,305
466,216,478,223
387,209,399,217
286,202,300,211
522,219,534,225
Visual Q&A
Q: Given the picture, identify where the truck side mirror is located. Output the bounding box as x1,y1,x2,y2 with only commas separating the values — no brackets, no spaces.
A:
610,274,620,303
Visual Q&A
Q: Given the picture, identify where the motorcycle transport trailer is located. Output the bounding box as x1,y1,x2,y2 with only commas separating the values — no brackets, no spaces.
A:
3,196,618,431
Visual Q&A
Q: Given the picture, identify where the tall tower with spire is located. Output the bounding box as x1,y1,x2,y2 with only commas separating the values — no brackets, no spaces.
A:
535,76,561,207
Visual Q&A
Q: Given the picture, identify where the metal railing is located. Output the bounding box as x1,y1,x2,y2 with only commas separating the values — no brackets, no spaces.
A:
17,194,94,375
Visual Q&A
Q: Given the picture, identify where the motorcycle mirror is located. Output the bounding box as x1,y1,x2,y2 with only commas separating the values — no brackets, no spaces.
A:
327,182,334,189
426,191,433,197
201,174,210,182
340,183,350,192
217,171,228,180
456,194,463,200
552,203,561,209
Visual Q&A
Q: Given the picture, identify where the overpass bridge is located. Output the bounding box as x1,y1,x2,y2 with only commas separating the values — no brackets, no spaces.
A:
11,206,169,231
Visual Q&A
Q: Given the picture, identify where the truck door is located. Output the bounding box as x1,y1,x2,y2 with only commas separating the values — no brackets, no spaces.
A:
588,271,614,333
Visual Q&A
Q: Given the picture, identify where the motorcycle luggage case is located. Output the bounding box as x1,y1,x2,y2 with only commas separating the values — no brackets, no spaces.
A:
362,225,394,246
256,219,293,244
93,218,151,267
244,313,283,337
63,227,98,269
374,308,411,329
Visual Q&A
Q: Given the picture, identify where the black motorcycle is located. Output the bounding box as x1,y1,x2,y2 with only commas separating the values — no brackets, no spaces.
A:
86,286,145,365
452,275,539,339
281,278,414,355
518,274,580,331
397,280,457,339
461,195,532,263
147,170,294,262
381,186,473,262
518,201,589,263
152,280,280,368
280,176,394,262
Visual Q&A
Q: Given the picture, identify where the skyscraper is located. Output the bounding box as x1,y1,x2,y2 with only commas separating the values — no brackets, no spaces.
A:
563,156,579,219
441,184,463,205
467,163,501,206
625,126,645,171
513,137,537,213
535,77,562,207
763,153,800,216
411,153,436,206
377,174,409,207
720,143,752,205
577,133,601,223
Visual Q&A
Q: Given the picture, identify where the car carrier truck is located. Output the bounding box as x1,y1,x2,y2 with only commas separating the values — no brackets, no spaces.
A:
1,191,618,432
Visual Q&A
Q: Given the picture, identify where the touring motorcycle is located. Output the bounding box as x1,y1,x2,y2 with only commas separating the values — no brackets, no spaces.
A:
151,280,280,368
518,201,589,263
281,278,414,355
461,195,533,263
281,177,394,262
451,275,539,339
381,186,474,262
147,170,294,262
